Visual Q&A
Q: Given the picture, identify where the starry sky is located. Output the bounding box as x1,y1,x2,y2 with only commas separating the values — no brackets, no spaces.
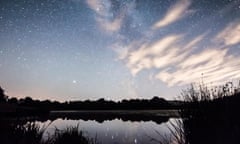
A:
0,0,240,101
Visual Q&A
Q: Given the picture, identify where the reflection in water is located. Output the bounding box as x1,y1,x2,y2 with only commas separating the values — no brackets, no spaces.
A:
49,110,176,124
39,118,174,144
0,111,177,144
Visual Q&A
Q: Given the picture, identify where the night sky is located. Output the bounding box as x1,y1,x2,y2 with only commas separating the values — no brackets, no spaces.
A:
0,0,240,101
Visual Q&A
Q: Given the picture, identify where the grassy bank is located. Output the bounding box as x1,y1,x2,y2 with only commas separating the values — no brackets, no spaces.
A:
161,82,240,144
0,122,98,144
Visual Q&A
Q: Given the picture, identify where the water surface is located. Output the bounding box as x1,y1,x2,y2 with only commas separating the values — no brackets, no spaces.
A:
36,112,176,144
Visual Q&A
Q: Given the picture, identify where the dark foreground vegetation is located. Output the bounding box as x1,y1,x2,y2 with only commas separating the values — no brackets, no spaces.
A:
0,89,182,115
0,85,182,117
1,81,240,144
182,83,240,144
0,85,178,144
0,121,98,144
161,82,240,144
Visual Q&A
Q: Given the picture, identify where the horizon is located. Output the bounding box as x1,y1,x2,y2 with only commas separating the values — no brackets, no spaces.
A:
3,89,175,103
0,0,240,101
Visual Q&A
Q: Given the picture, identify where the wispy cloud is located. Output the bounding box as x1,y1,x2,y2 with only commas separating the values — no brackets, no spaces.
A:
111,0,240,87
214,21,240,46
86,0,110,17
125,35,183,75
152,0,191,29
121,33,203,76
155,48,231,86
86,0,132,33
96,12,125,32
117,29,240,86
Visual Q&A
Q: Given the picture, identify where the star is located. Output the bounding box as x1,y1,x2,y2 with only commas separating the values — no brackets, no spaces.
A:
72,80,77,84
134,138,137,144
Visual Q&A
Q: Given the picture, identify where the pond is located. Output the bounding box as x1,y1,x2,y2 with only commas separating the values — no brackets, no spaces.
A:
38,118,175,144
0,110,179,144
38,110,178,144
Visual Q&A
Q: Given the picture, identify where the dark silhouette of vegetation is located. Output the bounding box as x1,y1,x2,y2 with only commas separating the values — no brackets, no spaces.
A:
147,119,185,144
50,110,171,124
45,125,99,144
0,85,180,144
57,96,180,111
0,85,183,117
0,86,7,102
2,81,240,144
0,120,98,144
155,81,240,144
180,82,240,144
12,122,45,144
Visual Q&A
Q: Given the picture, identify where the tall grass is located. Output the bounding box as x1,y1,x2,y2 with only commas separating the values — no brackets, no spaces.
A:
147,119,185,144
45,125,98,144
12,122,45,144
182,81,240,144
156,81,240,144
2,122,99,144
181,81,240,102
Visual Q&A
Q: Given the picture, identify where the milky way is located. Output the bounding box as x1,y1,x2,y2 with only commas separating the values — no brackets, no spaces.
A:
0,0,240,101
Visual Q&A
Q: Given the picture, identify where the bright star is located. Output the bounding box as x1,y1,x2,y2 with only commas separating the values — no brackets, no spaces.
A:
72,80,77,84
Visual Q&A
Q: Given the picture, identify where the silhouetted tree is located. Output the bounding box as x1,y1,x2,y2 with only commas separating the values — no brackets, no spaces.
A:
24,97,33,105
8,97,18,104
0,86,7,102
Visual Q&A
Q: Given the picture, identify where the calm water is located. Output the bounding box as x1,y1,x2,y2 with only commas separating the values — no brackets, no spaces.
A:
34,111,177,144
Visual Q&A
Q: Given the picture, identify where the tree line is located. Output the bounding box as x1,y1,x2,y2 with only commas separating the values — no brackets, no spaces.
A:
0,86,182,112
